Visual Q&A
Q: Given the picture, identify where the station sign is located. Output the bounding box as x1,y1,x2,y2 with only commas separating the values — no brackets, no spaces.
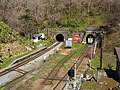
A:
86,34,95,45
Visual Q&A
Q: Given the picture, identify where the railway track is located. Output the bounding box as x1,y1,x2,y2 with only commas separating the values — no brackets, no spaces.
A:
41,45,88,85
42,53,74,84
11,47,47,65
0,42,61,77
42,47,85,85
52,46,89,90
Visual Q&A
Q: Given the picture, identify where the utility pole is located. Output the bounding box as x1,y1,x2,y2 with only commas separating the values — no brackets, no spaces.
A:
100,35,103,69
100,48,102,69
96,32,103,70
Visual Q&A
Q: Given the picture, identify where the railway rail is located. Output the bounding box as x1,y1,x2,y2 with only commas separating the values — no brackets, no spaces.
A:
0,42,61,77
40,45,89,89
11,47,47,65
42,47,85,85
52,46,89,90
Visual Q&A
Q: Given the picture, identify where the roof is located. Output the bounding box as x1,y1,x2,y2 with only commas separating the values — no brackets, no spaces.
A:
33,33,44,37
114,47,120,61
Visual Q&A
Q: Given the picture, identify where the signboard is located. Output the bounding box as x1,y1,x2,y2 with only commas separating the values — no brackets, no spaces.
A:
86,34,95,45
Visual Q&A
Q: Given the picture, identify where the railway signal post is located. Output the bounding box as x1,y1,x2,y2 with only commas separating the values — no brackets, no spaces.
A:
67,62,77,90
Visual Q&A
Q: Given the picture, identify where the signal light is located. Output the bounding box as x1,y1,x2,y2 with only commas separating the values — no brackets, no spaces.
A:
68,68,75,78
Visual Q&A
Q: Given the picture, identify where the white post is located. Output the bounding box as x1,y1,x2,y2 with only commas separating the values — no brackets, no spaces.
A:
94,41,97,54
97,70,99,82
80,74,84,89
74,63,76,90
66,77,69,90
91,46,92,60
88,45,92,67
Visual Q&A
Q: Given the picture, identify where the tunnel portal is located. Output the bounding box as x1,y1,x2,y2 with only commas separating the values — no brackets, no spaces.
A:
56,34,64,42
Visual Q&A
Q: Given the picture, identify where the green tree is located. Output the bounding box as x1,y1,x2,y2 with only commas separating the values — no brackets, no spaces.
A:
19,9,40,37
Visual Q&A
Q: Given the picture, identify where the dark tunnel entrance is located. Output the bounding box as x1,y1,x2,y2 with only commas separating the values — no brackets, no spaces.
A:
56,34,64,42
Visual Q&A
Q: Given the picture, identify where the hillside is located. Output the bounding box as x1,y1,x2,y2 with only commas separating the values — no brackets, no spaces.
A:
0,21,17,44
0,0,119,64
0,0,107,34
103,26,120,52
0,0,119,32
0,0,119,89
0,21,27,59
0,0,119,52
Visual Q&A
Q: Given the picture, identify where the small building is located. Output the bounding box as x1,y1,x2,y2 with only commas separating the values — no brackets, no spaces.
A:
31,33,45,43
114,47,120,82
65,40,72,48
72,33,81,43
40,33,45,40
32,34,39,42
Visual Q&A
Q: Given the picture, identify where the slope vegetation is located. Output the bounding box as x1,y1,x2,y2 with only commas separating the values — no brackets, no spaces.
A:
0,21,17,44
